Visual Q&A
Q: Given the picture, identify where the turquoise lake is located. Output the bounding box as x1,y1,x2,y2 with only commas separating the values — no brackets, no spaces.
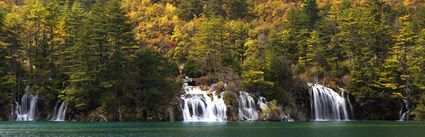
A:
0,121,423,137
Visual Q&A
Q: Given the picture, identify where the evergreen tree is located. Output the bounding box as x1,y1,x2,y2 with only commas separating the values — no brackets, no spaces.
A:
59,0,86,74
177,0,202,20
241,39,273,93
134,48,178,120
101,0,137,120
0,0,424,121
305,30,326,77
264,32,293,103
1,2,26,107
379,15,416,96
192,17,227,75
0,11,13,119
411,29,425,90
204,0,224,17
62,0,108,113
411,30,425,119
223,21,249,74
301,0,320,29
223,0,248,19
337,7,392,92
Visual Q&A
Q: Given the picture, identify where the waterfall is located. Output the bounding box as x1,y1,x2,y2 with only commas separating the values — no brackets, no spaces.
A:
256,96,294,122
340,87,354,118
399,99,410,121
15,94,38,121
181,83,227,122
257,96,267,111
308,83,349,121
256,96,268,120
52,101,67,121
238,91,258,121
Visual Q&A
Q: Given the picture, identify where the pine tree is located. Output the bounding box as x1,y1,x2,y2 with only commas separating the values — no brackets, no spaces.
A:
223,21,249,73
62,0,108,112
177,0,202,20
60,0,86,74
410,29,425,90
222,0,248,19
408,29,425,120
241,39,273,93
101,0,137,120
204,0,224,17
264,32,293,103
134,48,179,120
337,7,391,92
0,11,12,116
305,30,326,77
379,15,416,96
411,29,425,119
22,0,47,82
301,0,319,29
1,1,27,104
193,17,227,75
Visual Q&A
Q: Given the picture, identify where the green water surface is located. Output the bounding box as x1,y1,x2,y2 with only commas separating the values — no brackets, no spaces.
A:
0,121,423,137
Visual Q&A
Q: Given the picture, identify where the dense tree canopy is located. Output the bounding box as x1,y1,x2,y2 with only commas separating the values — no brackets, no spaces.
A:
0,0,424,121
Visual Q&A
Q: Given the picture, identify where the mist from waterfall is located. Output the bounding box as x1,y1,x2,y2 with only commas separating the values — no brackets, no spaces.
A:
15,93,38,121
309,83,349,121
238,91,258,120
181,83,227,122
51,101,67,121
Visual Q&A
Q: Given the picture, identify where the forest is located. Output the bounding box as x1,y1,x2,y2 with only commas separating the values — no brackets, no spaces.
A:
0,0,424,121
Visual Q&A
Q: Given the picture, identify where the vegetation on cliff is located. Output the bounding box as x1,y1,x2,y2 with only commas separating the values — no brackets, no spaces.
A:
0,0,424,121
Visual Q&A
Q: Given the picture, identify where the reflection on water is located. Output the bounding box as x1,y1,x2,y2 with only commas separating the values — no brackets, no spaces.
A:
0,121,423,137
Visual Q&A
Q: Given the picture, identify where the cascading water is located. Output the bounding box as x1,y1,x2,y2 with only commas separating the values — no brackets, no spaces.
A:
238,91,258,120
51,101,67,121
15,94,38,121
308,83,349,121
257,96,267,111
399,99,410,121
340,87,354,118
256,96,294,122
180,77,293,122
181,83,227,122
